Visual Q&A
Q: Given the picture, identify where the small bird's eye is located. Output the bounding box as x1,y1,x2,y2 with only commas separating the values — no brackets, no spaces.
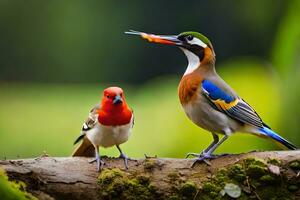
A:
106,95,110,98
187,35,194,41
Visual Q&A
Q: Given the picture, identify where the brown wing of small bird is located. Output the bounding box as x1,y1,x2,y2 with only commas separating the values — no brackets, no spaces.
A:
72,104,100,157
71,136,95,157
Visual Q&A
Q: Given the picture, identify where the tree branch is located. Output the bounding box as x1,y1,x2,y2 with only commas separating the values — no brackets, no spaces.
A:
1,151,299,200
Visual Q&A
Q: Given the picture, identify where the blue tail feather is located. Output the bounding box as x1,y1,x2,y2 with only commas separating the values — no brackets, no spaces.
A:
259,126,297,150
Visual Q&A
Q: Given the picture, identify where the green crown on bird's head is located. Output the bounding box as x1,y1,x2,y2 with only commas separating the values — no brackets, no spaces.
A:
178,31,213,49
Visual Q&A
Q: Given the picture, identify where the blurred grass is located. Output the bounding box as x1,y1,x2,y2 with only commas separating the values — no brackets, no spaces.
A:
0,60,285,159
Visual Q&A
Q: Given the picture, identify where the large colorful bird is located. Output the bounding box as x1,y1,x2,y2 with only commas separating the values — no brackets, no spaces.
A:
72,87,134,171
125,30,297,165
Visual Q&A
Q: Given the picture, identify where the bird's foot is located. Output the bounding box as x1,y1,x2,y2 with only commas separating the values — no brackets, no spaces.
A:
191,153,229,167
89,157,105,172
119,153,135,170
185,151,204,158
186,151,230,159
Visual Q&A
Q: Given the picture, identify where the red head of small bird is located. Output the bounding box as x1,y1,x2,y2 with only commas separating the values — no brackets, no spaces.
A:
98,87,133,126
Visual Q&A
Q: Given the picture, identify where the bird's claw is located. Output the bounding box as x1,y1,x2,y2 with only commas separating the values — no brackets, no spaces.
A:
90,157,105,172
191,153,229,167
191,154,214,167
119,153,133,170
96,159,106,172
185,152,204,158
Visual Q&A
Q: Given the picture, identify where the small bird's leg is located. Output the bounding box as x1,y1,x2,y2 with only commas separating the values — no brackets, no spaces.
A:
186,133,219,158
89,146,105,171
116,145,133,170
192,135,229,167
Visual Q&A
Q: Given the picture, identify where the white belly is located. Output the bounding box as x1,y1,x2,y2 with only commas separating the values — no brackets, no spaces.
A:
86,117,133,148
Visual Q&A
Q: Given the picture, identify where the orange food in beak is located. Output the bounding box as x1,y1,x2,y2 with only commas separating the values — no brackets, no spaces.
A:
141,33,176,45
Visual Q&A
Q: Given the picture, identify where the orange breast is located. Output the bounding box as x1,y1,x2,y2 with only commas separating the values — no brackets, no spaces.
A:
178,73,203,105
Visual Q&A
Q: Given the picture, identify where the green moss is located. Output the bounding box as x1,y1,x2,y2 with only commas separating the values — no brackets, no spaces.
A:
228,164,246,182
202,182,221,198
257,186,292,200
167,179,199,199
267,158,281,166
0,168,37,200
196,157,296,199
98,157,298,199
244,158,266,167
215,168,229,184
143,159,157,172
98,168,124,185
287,184,298,192
98,168,160,200
289,160,300,170
260,175,277,184
179,181,197,199
168,195,181,200
136,175,150,185
244,158,267,179
147,183,157,193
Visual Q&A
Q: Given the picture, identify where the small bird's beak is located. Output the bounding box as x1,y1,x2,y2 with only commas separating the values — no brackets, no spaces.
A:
125,30,182,46
113,94,123,105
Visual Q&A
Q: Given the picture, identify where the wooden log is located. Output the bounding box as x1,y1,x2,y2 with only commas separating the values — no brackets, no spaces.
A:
0,151,299,200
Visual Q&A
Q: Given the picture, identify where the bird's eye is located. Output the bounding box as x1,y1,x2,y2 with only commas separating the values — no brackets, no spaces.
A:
187,35,194,41
106,95,110,99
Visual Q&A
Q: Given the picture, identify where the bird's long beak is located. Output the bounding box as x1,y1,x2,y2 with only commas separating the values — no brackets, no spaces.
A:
125,30,182,46
113,94,123,105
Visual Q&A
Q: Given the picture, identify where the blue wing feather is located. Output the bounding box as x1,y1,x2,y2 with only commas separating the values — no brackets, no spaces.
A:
202,80,235,103
201,80,297,149
259,126,297,150
202,79,263,128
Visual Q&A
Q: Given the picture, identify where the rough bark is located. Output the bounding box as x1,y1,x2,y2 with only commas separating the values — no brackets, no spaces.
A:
0,151,299,200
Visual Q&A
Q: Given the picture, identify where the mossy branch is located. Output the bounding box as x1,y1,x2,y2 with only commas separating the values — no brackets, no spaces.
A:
0,151,299,200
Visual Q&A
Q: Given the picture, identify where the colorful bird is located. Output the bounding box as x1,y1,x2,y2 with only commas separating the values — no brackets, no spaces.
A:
125,30,297,165
72,87,134,171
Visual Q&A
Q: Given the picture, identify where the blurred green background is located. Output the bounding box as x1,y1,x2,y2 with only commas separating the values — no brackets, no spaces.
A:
0,0,299,159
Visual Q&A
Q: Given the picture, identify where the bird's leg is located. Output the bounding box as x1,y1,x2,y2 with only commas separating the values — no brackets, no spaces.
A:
186,133,219,158
203,133,230,157
116,145,135,170
89,146,105,171
192,135,229,167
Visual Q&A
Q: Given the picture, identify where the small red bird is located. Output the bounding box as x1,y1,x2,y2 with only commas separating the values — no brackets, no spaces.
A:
72,87,134,171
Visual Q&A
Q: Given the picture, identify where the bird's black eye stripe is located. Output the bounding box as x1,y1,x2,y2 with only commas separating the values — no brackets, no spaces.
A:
187,44,205,61
187,35,194,41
